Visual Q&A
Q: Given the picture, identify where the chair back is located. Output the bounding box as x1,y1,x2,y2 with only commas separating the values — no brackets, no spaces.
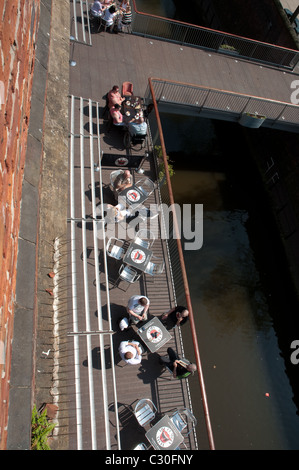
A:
122,81,133,96
119,264,140,283
144,260,164,276
136,177,155,197
134,229,155,248
134,399,157,427
171,408,197,436
106,237,126,260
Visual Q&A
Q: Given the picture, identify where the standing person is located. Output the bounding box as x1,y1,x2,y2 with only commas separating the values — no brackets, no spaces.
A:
161,306,189,329
102,5,117,32
127,295,150,324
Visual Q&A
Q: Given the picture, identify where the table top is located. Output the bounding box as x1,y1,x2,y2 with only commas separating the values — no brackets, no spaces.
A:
118,184,148,207
145,414,184,450
123,96,144,121
122,241,153,272
137,316,171,353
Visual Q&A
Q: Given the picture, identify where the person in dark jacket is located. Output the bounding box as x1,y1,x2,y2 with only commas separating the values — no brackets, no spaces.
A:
161,306,189,329
159,348,196,379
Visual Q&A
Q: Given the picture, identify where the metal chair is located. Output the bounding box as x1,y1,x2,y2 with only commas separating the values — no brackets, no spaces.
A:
110,169,125,190
134,399,157,427
144,259,165,276
133,442,148,450
106,237,126,260
170,408,197,436
135,177,155,198
118,264,141,284
134,229,155,249
122,81,133,96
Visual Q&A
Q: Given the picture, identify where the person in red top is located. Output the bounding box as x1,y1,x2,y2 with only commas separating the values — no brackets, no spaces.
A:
110,104,126,127
108,85,125,108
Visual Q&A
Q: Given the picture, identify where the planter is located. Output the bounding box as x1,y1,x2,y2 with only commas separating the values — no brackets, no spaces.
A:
239,112,266,129
218,46,240,56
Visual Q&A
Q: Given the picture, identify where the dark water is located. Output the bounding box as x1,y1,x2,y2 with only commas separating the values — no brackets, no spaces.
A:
159,113,299,450
136,0,299,450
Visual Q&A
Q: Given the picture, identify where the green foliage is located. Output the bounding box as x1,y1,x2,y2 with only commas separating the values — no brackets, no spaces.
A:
31,405,56,450
154,145,175,184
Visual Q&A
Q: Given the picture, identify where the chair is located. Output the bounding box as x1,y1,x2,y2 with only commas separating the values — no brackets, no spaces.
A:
106,237,126,260
170,408,197,437
133,443,148,450
144,260,165,276
118,264,141,284
110,169,125,193
134,399,157,427
122,81,133,97
135,177,155,198
134,229,155,249
124,130,147,150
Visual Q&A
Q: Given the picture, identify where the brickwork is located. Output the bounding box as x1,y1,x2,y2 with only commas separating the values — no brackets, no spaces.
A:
0,0,40,450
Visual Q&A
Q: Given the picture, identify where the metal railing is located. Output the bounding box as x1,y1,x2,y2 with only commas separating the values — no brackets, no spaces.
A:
69,95,120,449
147,80,216,451
131,0,299,70
146,78,299,131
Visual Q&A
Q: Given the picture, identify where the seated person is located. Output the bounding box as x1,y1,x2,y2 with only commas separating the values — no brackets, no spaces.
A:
105,203,131,223
113,170,133,193
159,347,197,379
119,340,143,365
161,306,189,329
108,85,125,108
102,5,117,31
110,104,126,127
128,116,147,137
90,0,104,17
127,295,150,324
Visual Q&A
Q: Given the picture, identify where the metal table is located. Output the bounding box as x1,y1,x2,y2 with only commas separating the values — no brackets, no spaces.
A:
145,415,184,450
118,184,148,208
122,241,153,272
137,317,171,353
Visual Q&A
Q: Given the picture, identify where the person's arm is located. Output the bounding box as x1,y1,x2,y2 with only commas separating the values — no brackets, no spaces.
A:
172,360,178,378
126,307,143,321
161,307,175,320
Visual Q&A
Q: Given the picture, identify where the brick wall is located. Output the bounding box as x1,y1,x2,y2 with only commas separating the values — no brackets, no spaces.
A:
0,0,40,449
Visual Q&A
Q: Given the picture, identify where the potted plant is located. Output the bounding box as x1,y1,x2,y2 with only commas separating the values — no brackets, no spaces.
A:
154,145,175,186
239,112,266,128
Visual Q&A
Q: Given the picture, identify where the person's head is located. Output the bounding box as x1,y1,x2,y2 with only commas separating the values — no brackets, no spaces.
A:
126,4,131,11
139,297,148,306
124,170,131,178
112,85,119,92
125,351,133,360
177,309,189,319
109,5,116,13
187,363,197,374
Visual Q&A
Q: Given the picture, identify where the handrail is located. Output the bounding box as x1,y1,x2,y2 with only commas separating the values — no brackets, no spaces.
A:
131,0,299,69
147,77,299,128
148,78,216,451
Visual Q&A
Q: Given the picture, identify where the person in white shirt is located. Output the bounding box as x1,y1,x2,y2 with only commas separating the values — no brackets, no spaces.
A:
90,0,104,17
119,340,143,365
102,5,117,31
127,295,150,324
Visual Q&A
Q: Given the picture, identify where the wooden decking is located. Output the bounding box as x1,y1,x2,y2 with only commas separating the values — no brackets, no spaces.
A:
67,4,299,451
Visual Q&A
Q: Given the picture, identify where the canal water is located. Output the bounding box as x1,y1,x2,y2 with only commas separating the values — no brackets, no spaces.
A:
159,113,299,450
135,0,299,450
